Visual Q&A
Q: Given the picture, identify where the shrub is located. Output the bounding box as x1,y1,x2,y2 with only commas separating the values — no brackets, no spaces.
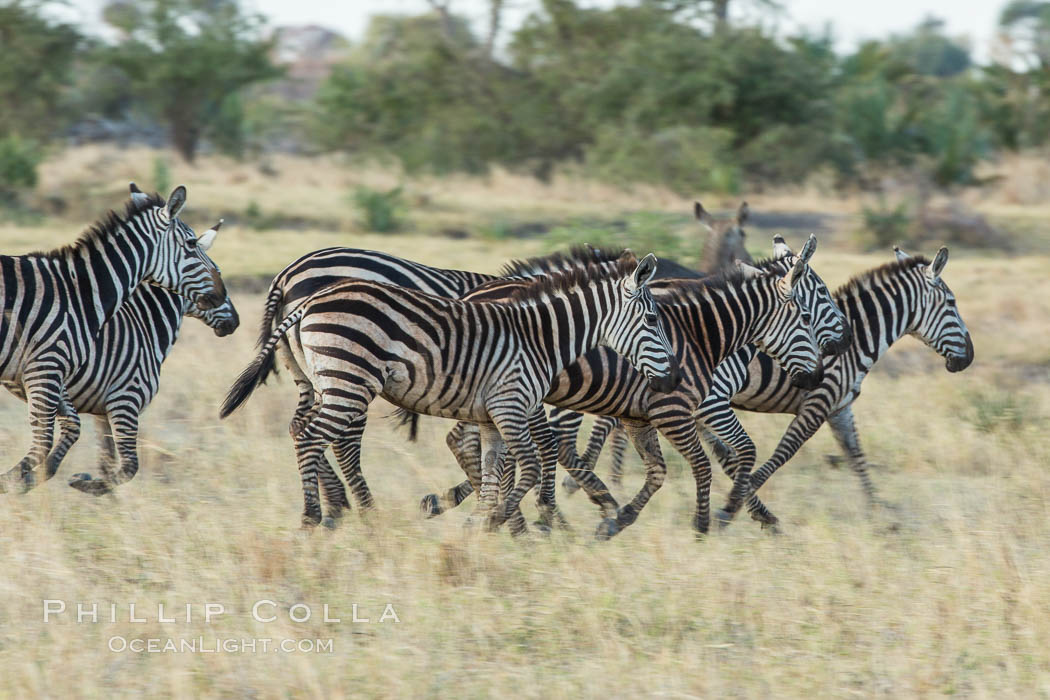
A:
862,200,911,249
352,186,403,232
966,389,1039,434
0,135,41,204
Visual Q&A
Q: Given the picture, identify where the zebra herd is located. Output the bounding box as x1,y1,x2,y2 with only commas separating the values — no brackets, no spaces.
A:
0,187,974,541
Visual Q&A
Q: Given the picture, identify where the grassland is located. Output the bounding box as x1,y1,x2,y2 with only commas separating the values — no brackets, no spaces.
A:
0,147,1048,697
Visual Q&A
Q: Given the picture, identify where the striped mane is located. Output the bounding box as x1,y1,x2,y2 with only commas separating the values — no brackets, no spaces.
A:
505,253,640,304
499,245,627,278
32,191,167,259
834,256,931,298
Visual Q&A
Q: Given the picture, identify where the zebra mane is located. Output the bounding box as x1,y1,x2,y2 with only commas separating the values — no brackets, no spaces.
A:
32,191,168,259
505,253,640,304
499,245,627,278
834,255,931,298
651,261,784,304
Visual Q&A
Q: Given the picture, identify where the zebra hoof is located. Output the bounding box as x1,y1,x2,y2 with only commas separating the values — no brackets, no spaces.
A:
69,474,113,496
561,475,581,496
715,509,734,529
532,520,553,536
320,517,341,530
594,518,620,541
760,521,782,535
419,493,443,518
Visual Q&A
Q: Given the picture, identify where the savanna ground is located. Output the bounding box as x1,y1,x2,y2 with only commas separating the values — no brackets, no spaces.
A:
0,147,1049,697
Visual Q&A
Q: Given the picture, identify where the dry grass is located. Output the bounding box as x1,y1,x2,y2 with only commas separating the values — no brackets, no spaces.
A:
0,148,1049,697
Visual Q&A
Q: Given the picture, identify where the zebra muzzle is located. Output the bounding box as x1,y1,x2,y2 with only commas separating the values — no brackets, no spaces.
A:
945,334,974,373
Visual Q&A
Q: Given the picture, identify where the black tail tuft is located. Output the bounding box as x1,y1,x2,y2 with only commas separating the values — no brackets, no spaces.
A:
219,347,276,419
392,408,421,442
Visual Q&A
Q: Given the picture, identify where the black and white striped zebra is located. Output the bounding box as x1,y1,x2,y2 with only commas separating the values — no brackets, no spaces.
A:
0,186,228,493
426,236,851,535
220,254,680,531
554,246,974,527
2,215,239,494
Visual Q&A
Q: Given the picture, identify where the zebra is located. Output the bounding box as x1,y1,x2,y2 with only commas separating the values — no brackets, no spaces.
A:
219,254,681,532
2,214,239,494
552,246,974,528
0,186,228,493
424,235,851,535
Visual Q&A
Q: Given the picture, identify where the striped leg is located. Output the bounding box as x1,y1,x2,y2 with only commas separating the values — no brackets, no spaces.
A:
602,420,667,538
747,407,828,525
696,411,758,527
606,424,629,486
44,392,81,480
93,416,118,482
825,407,884,508
2,369,62,493
332,415,376,510
472,424,505,525
494,448,529,536
527,409,572,531
649,412,717,536
487,408,542,532
293,371,379,530
70,409,141,495
420,422,480,517
317,451,352,528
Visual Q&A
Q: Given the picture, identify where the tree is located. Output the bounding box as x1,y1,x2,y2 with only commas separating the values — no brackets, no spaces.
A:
0,1,80,140
97,0,281,161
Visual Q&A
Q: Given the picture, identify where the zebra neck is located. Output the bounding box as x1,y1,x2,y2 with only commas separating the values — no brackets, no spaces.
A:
512,289,603,377
836,274,913,364
57,221,155,338
707,284,771,365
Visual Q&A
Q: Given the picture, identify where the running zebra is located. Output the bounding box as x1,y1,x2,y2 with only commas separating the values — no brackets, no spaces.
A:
556,246,974,527
2,213,239,494
425,236,850,534
219,254,680,531
0,186,228,493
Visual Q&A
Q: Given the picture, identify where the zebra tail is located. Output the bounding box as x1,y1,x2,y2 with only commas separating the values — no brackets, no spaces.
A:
220,306,306,419
256,283,285,379
392,408,421,442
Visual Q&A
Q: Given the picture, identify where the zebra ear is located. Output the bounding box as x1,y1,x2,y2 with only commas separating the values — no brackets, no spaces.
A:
894,246,911,262
630,253,659,290
778,257,807,297
198,219,223,251
736,201,750,225
772,235,792,260
129,182,149,205
165,186,187,220
694,201,714,225
798,233,817,265
736,261,763,279
927,246,949,282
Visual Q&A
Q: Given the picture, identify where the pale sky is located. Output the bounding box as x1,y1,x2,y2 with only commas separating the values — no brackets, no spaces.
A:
60,0,1005,62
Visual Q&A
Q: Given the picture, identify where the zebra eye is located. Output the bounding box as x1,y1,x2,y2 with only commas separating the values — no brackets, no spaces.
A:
801,312,812,323
644,312,659,325
186,238,198,249
946,298,956,307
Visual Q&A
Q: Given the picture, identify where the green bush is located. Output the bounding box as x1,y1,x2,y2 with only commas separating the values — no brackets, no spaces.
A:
352,186,404,232
151,156,171,196
966,389,1039,434
0,135,42,204
586,125,739,196
862,201,911,248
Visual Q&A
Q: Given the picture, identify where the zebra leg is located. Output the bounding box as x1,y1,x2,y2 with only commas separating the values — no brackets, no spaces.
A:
747,408,828,527
44,392,81,480
826,407,885,509
69,409,140,495
332,415,377,510
557,432,621,525
527,409,572,532
601,421,667,539
314,448,351,528
607,423,629,487
554,409,587,495
420,421,479,517
94,415,118,482
495,449,529,537
649,413,717,536
1,371,62,493
699,412,758,528
487,409,544,532
471,424,505,526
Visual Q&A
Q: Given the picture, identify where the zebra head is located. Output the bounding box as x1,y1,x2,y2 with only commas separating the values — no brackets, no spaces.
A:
127,183,228,310
894,246,974,372
739,257,824,390
772,234,852,356
607,253,681,393
183,220,240,337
